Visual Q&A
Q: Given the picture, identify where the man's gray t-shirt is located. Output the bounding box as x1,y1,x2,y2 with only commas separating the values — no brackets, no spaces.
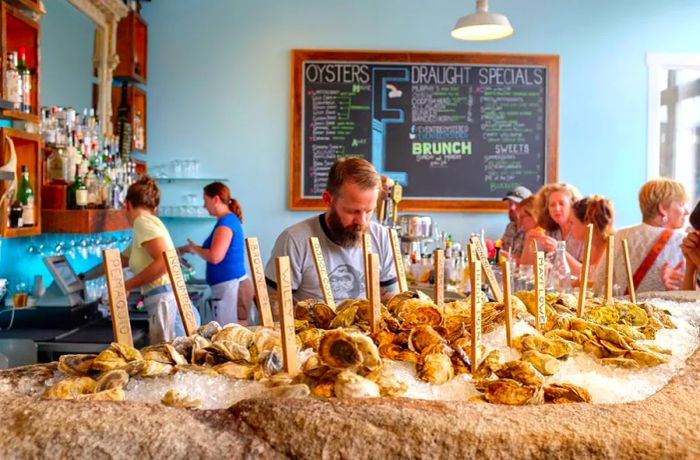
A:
265,214,398,303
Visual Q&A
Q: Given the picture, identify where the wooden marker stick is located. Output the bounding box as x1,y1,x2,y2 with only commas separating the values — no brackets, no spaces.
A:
434,249,445,306
605,234,615,304
389,228,408,292
362,233,372,298
368,253,382,334
308,237,336,310
469,236,503,303
275,256,298,375
163,249,197,336
470,260,483,373
245,237,274,328
534,250,546,331
391,183,403,225
467,243,477,266
577,224,594,317
502,260,513,348
102,248,133,346
622,239,636,303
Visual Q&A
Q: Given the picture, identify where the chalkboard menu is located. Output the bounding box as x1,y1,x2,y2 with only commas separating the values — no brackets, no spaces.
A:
290,50,559,211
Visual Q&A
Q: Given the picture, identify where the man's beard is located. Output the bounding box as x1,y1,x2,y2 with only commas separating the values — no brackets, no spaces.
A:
327,209,366,248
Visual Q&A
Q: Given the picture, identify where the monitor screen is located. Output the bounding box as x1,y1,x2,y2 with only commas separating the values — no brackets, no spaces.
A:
43,255,84,295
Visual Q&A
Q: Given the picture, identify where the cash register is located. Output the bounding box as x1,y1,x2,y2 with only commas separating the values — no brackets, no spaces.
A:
37,255,86,308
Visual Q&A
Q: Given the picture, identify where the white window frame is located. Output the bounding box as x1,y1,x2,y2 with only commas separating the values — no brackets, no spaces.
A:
646,52,700,180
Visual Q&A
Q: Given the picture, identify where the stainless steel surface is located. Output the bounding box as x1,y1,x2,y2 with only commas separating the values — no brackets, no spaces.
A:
398,214,433,241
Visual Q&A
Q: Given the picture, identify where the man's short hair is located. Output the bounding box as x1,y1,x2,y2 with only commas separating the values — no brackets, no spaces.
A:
326,157,381,196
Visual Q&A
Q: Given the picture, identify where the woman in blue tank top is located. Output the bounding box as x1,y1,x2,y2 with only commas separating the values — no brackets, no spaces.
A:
181,182,250,324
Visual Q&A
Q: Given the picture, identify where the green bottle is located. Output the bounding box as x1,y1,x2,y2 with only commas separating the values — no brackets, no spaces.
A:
17,165,34,226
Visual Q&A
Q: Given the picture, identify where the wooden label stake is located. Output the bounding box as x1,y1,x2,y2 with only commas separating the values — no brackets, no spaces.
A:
102,248,133,346
469,235,503,303
534,250,546,331
163,249,197,336
309,237,336,310
622,239,636,303
275,256,298,375
467,243,477,266
470,260,482,373
391,183,403,225
605,234,615,304
577,224,594,317
434,248,445,307
362,233,372,298
245,237,274,328
501,260,513,348
389,228,408,292
368,253,381,334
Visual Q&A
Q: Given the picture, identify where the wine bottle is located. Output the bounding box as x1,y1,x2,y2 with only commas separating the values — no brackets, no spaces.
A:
4,52,20,110
17,48,31,113
17,165,34,226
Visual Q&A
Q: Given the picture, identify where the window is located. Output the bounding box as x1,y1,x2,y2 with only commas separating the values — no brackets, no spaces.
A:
647,53,700,205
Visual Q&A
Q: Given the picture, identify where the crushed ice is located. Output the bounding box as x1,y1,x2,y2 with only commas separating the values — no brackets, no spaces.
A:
117,298,699,408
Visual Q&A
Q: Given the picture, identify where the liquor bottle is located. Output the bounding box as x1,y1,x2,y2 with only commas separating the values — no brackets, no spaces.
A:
116,82,132,158
47,148,68,183
67,165,88,209
17,165,34,226
133,111,144,150
9,200,23,228
4,52,20,110
17,48,31,113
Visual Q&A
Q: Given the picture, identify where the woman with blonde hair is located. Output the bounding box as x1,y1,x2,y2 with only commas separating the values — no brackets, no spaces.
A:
593,178,688,294
81,176,199,344
521,183,583,273
569,195,615,275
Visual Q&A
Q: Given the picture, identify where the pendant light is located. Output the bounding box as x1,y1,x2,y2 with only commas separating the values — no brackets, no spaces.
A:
451,0,513,41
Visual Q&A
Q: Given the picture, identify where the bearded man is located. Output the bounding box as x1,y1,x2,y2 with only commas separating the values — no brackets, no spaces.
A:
265,158,397,304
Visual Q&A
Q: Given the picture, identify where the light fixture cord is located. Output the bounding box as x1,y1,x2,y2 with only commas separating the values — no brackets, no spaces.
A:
476,0,489,13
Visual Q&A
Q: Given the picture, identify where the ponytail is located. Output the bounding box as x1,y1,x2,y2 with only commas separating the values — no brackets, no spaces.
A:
573,195,615,239
203,181,243,222
229,198,243,223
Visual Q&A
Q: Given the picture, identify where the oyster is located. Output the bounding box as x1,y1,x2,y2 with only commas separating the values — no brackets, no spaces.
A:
196,321,221,340
296,300,336,329
484,379,543,405
214,362,254,379
517,334,574,359
91,349,127,372
43,377,97,399
329,303,359,328
139,360,174,377
473,349,502,379
318,330,362,369
495,361,543,387
110,342,143,362
213,324,254,349
334,370,380,398
347,331,382,373
161,389,202,408
520,350,560,376
585,306,620,325
626,349,668,366
175,364,219,377
58,354,96,376
311,378,336,398
297,328,325,351
208,340,251,362
408,325,447,354
418,353,454,385
399,305,443,329
544,383,591,403
600,357,640,368
77,387,125,401
301,353,329,378
94,369,130,392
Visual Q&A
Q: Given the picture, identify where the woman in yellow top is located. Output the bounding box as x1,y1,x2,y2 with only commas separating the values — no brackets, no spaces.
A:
83,176,198,344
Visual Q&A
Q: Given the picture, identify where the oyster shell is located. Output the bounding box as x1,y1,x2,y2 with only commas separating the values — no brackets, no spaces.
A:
94,369,130,392
484,379,543,405
318,330,362,369
520,350,560,376
544,383,591,403
495,361,543,387
161,389,202,408
58,354,96,376
418,353,454,385
334,370,380,399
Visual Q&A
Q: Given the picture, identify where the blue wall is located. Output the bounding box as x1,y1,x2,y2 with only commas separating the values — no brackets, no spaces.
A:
3,0,700,286
138,0,700,276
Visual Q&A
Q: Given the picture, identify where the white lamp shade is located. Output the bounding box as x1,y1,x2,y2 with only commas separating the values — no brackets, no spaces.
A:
451,11,513,41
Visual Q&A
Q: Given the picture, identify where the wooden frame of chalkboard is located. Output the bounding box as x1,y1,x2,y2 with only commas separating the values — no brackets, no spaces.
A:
290,49,559,212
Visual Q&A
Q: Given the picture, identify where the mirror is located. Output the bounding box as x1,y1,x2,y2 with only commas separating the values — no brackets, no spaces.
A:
41,1,94,111
39,0,128,135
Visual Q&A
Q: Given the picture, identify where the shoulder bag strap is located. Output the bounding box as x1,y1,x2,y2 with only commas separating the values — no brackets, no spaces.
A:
625,229,674,295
